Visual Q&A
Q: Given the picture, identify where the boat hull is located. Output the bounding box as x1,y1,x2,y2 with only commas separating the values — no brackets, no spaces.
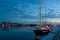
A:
34,30,50,36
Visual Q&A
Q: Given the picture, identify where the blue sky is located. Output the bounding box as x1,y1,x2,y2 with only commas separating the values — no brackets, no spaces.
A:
0,0,60,24
41,0,60,24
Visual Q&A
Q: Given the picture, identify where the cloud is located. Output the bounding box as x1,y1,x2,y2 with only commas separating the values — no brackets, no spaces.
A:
48,9,54,14
6,18,40,24
14,3,40,17
45,18,60,23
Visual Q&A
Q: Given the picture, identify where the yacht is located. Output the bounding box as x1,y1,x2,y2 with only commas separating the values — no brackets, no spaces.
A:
33,1,51,36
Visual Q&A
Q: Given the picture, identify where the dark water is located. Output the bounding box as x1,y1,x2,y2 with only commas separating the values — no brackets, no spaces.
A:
0,26,60,40
0,28,35,40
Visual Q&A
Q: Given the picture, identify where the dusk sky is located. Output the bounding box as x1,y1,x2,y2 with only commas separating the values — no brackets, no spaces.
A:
0,0,60,24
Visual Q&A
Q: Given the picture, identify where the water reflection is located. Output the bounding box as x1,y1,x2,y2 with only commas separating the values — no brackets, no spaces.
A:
0,22,60,40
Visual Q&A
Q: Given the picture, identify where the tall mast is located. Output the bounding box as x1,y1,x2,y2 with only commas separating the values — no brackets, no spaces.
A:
45,0,46,24
40,0,42,28
40,0,46,28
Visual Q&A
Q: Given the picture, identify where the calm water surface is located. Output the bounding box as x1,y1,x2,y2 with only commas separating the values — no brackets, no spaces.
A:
0,26,60,40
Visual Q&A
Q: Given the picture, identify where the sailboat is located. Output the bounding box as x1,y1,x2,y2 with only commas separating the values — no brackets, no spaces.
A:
33,0,51,36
